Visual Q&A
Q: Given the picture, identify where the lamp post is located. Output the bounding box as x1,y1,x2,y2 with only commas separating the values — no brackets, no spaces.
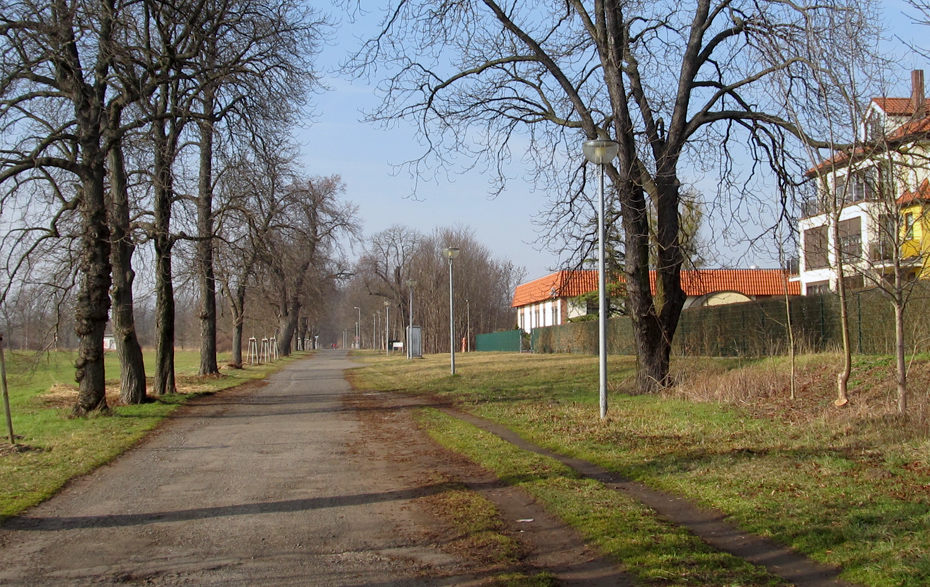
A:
443,247,460,374
353,306,361,349
582,137,620,419
406,279,417,359
383,300,390,355
372,313,376,349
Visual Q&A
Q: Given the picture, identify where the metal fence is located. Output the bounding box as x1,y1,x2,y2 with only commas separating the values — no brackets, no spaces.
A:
476,329,524,352
531,284,930,357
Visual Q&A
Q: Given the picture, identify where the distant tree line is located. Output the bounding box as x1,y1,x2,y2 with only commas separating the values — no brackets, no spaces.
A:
341,225,524,354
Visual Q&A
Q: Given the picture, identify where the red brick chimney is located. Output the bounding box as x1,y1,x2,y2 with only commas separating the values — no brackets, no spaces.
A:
912,69,926,116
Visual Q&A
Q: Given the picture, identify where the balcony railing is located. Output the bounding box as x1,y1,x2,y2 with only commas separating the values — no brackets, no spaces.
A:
800,198,823,218
839,234,862,262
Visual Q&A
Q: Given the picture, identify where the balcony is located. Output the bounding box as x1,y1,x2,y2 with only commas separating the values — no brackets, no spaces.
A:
800,198,823,218
839,234,861,263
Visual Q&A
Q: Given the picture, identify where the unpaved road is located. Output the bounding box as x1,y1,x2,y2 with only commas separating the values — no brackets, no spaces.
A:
0,351,622,586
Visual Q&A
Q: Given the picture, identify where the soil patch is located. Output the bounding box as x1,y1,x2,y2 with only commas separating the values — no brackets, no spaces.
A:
346,389,631,585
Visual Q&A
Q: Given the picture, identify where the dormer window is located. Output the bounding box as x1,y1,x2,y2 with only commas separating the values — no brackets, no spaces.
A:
865,110,883,141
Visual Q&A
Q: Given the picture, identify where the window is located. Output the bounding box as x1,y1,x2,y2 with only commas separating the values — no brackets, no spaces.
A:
838,217,862,262
866,112,883,141
872,214,896,261
905,212,916,241
807,280,830,295
551,304,558,325
804,225,829,269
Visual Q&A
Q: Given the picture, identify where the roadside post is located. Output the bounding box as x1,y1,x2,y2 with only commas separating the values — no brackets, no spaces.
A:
1,334,15,445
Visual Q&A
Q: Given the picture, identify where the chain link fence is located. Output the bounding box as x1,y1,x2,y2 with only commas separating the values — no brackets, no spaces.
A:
476,329,524,352
531,284,930,357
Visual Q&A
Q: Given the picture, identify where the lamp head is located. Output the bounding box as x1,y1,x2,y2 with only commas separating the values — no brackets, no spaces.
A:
443,247,460,260
582,138,620,164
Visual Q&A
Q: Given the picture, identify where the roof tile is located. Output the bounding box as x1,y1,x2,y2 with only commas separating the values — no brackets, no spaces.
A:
512,269,799,307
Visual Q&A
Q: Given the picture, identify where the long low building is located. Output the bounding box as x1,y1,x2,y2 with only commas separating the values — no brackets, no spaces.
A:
512,269,800,333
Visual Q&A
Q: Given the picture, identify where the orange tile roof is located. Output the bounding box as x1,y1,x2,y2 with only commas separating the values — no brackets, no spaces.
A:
663,269,800,297
511,270,598,307
806,100,930,178
898,178,930,206
512,269,799,307
873,97,930,117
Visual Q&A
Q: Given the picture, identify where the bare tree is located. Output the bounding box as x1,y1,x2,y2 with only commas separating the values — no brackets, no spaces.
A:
0,0,134,413
258,176,357,357
347,0,869,392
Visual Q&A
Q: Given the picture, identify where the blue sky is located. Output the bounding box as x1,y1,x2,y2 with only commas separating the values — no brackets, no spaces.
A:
298,1,927,282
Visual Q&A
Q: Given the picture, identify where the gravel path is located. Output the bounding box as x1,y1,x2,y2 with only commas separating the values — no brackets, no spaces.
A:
0,351,481,586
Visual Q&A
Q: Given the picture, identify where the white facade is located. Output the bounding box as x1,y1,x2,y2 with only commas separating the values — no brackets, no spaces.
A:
515,296,592,333
798,201,886,295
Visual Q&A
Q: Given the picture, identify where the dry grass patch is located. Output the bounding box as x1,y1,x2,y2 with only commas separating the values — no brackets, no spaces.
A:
34,373,232,410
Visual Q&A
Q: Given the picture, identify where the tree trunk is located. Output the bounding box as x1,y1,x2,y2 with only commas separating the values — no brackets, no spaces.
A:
894,291,907,414
107,135,147,404
229,285,246,368
154,233,176,395
152,117,176,396
197,88,219,376
74,163,112,415
277,295,299,357
832,216,851,407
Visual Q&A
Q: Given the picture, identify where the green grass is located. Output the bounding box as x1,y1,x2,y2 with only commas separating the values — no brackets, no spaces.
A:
417,408,785,587
349,351,930,587
0,349,303,520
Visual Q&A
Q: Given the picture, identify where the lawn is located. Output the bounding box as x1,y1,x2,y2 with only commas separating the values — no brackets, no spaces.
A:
348,351,930,587
0,349,302,520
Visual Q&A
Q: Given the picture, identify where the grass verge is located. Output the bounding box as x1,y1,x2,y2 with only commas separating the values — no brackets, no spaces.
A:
0,349,304,521
349,351,930,587
417,407,786,587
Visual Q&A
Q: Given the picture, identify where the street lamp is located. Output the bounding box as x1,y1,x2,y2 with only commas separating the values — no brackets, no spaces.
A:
582,137,620,419
443,247,460,375
353,306,361,349
406,279,417,359
372,313,376,349
383,300,390,355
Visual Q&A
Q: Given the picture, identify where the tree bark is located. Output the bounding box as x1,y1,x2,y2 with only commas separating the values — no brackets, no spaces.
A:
894,289,907,414
74,163,112,415
197,85,219,376
229,284,246,367
107,132,147,405
152,116,176,396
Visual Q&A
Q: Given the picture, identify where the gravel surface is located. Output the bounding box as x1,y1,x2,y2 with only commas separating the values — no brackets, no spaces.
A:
0,351,484,586
0,351,628,586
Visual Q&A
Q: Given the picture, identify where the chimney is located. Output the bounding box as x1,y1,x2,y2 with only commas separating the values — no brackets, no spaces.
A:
912,69,926,116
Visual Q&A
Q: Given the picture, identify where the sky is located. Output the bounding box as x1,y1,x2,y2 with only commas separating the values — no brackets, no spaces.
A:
297,1,928,283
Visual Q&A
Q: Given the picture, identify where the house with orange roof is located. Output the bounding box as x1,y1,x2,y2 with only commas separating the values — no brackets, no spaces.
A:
798,69,930,294
512,269,799,333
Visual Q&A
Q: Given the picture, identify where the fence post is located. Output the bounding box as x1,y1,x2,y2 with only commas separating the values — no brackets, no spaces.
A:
856,292,862,354
1,334,15,445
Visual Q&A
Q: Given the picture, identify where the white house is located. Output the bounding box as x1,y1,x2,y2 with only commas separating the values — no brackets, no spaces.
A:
512,269,799,333
797,70,930,294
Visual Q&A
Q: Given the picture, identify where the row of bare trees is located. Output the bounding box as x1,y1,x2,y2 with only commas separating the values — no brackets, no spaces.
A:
342,226,523,355
0,0,346,413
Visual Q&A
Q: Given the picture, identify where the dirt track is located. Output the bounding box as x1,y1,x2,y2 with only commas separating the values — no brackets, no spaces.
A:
0,351,624,586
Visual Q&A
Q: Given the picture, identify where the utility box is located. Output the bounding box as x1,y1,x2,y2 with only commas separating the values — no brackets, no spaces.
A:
407,326,422,359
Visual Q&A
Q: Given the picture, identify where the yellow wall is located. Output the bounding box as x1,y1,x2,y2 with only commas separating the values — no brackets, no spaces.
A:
901,202,930,279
